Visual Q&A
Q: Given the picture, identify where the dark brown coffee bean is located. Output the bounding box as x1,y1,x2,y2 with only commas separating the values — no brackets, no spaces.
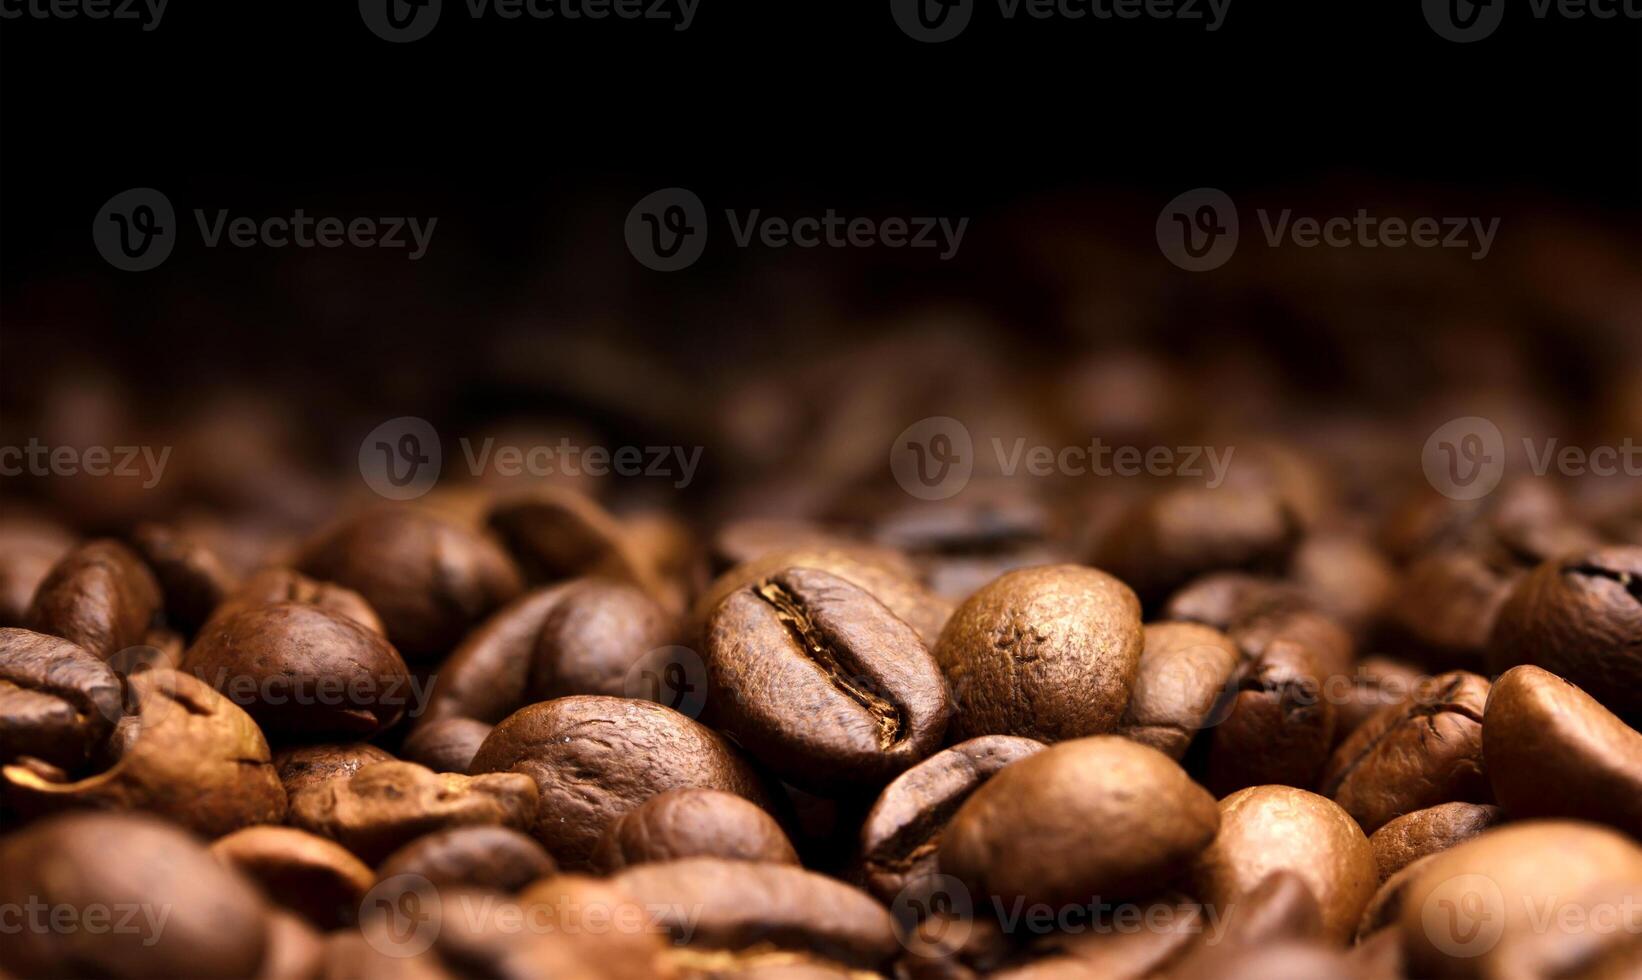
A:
183,602,412,738
1162,572,1309,632
402,716,492,773
1336,656,1425,738
512,874,675,976
206,566,385,636
1117,621,1240,760
488,488,677,612
1230,602,1354,682
527,578,676,701
469,695,773,869
1321,671,1491,834
273,742,396,796
1482,879,1642,980
212,825,376,929
298,507,523,660
376,825,556,892
260,909,326,980
611,857,899,970
1090,485,1298,601
855,734,1044,903
705,567,951,791
711,518,918,578
1204,637,1336,796
1290,530,1395,637
1387,548,1522,669
934,565,1141,743
1162,874,1327,979
1369,802,1504,884
1191,785,1376,943
1399,822,1642,980
416,584,575,726
593,788,798,872
3,668,288,836
1168,942,1363,980
0,812,270,979
0,627,121,771
0,514,73,627
987,895,1206,980
1484,665,1642,836
941,736,1218,909
131,521,239,633
1356,852,1434,941
27,539,162,660
1489,546,1642,724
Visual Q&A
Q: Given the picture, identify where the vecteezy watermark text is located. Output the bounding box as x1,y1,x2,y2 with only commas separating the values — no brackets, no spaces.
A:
891,0,1229,42
1425,0,1642,43
0,440,171,489
358,0,698,43
0,0,166,30
0,899,172,946
1423,417,1642,501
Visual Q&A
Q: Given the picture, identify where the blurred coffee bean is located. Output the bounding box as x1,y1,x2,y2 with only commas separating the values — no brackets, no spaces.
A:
273,742,396,796
1162,572,1309,631
1170,941,1364,980
0,513,74,627
934,565,1142,742
1205,637,1335,796
711,518,917,578
259,909,326,980
1090,485,1298,602
941,736,1218,909
206,566,385,636
402,716,492,773
212,825,376,929
1488,546,1642,724
27,539,161,660
1289,530,1395,636
469,695,773,869
1336,656,1425,739
1369,802,1504,883
416,583,575,726
184,603,412,738
0,812,270,979
376,825,556,892
298,507,523,660
1117,621,1240,760
705,567,950,792
593,788,798,872
488,489,676,612
527,578,676,701
855,735,1044,903
1190,785,1376,943
131,521,239,633
1483,665,1642,836
0,627,121,771
1321,671,1491,834
1384,548,1520,669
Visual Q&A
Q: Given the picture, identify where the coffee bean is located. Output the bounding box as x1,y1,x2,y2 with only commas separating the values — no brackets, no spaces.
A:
1117,621,1240,759
211,824,376,929
593,787,799,872
401,716,493,773
377,825,556,892
0,627,121,771
1190,785,1376,943
711,518,919,578
1161,873,1327,978
1168,942,1361,980
987,895,1207,979
415,583,576,726
1321,670,1491,834
183,602,412,738
1356,851,1434,941
1090,485,1298,601
27,539,162,660
1483,664,1642,836
261,910,326,980
1289,530,1396,637
1386,548,1520,668
1335,655,1424,739
0,515,74,628
273,741,396,796
488,488,678,612
705,567,951,791
611,857,899,970
1204,637,1335,796
1489,546,1642,724
287,759,537,863
855,734,1044,903
205,566,385,637
1368,802,1504,884
934,565,1142,742
468,695,773,869
527,578,676,701
131,521,239,633
941,736,1218,909
0,812,269,979
2,668,287,836
1163,572,1309,632
298,507,523,659
513,874,673,974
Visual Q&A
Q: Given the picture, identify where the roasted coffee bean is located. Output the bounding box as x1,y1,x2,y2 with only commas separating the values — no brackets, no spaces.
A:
1163,873,1327,978
1229,602,1354,682
416,583,576,726
941,736,1218,909
0,812,269,979
377,825,557,892
261,909,326,980
1482,879,1642,980
469,695,773,868
527,578,676,701
611,857,899,970
183,602,412,738
513,874,676,976
986,894,1209,980
287,759,537,863
1399,821,1642,980
1090,485,1298,601
1117,621,1240,760
1190,785,1376,943
27,539,162,660
1387,548,1521,668
593,788,799,872
131,521,239,633
0,627,121,771
705,567,950,791
3,668,287,836
206,566,385,636
694,547,953,651
1369,802,1504,883
1162,572,1309,632
1321,671,1491,834
855,734,1044,903
298,507,523,659
273,742,396,796
1356,851,1434,941
1204,638,1335,796
402,716,493,773
0,514,74,627
1489,546,1642,724
1169,942,1362,980
1484,665,1642,835
211,824,376,929
488,489,677,612
1336,656,1425,738
934,565,1142,742
1289,530,1395,637
711,518,918,578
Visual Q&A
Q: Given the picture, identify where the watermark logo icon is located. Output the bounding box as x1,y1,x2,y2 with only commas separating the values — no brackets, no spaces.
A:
359,417,442,500
93,189,175,272
360,0,442,41
891,417,973,501
1423,417,1505,501
892,874,974,956
891,0,973,41
1157,188,1238,271
625,188,708,271
1423,0,1503,42
622,645,709,719
361,874,442,956
1421,873,1505,958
